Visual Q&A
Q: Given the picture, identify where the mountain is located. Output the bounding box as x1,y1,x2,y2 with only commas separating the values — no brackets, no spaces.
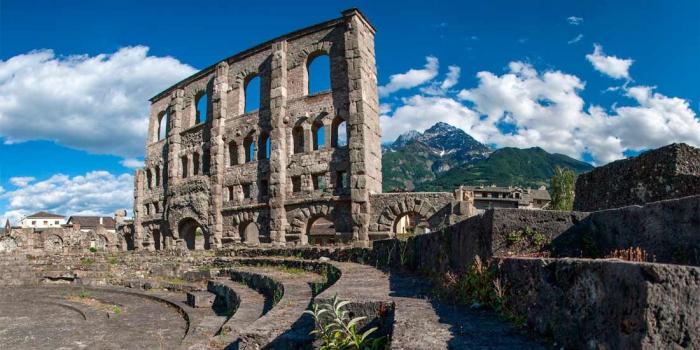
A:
382,122,492,191
416,146,594,191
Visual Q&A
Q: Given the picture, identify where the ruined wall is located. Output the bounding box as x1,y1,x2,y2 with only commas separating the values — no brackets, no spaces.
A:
574,143,700,211
499,257,700,349
135,9,383,250
0,226,128,254
368,192,459,240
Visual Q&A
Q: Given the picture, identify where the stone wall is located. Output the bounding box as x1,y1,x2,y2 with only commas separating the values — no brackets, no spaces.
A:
499,257,700,349
552,195,700,266
574,143,700,211
0,226,128,254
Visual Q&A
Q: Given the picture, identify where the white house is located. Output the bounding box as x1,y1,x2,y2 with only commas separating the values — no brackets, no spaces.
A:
20,211,67,229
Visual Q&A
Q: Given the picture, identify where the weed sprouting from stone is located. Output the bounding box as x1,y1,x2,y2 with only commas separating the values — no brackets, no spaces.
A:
80,257,95,268
304,294,384,350
112,306,122,314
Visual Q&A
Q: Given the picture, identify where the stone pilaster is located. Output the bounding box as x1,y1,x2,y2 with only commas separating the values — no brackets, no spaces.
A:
132,169,144,250
343,9,381,247
208,62,230,249
268,40,290,245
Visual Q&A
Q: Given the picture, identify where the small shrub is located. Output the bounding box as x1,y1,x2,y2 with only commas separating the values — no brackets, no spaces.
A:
88,247,98,253
532,232,547,247
79,289,92,299
304,294,383,350
112,306,122,314
107,257,119,265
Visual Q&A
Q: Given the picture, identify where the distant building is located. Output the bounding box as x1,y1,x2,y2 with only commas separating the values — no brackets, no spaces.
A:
19,212,66,229
67,216,117,233
464,185,551,209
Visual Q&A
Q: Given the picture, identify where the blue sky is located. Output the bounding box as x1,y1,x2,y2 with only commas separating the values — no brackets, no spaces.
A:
0,0,699,222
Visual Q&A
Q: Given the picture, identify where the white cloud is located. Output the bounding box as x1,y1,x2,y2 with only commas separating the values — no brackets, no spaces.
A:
0,171,133,224
586,44,634,80
120,158,144,169
567,16,584,25
421,65,461,96
380,95,483,143
0,46,197,158
378,56,439,96
9,177,35,187
568,34,584,44
379,103,393,114
381,58,700,164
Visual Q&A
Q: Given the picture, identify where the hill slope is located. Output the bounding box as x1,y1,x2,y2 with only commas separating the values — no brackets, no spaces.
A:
382,122,491,191
416,147,594,191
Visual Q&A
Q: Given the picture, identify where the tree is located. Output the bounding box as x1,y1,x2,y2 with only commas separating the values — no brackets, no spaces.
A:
550,166,576,210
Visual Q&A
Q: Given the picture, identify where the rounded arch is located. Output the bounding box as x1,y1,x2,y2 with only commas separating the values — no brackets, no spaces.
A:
306,52,330,95
243,74,261,113
157,108,169,141
377,198,438,236
244,131,256,162
239,221,260,246
290,41,333,69
258,131,270,160
292,124,305,154
312,120,325,150
307,216,335,245
178,218,207,250
331,116,347,148
288,204,334,245
195,91,208,124
393,212,430,236
44,234,64,252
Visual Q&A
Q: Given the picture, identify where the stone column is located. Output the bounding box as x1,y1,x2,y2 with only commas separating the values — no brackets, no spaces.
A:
343,9,381,247
268,40,290,245
166,89,184,243
208,62,230,249
132,169,144,250
304,124,312,152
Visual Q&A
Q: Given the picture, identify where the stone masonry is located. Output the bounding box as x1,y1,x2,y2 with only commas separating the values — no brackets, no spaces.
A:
133,9,475,251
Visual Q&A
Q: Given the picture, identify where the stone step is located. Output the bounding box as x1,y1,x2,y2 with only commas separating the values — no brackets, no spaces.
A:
207,278,266,339
217,263,319,349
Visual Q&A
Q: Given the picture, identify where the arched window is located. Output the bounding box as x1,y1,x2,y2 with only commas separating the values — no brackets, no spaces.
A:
258,132,270,160
244,134,255,162
244,75,260,113
154,166,161,187
307,216,335,245
192,152,200,176
292,125,305,154
312,121,325,150
307,54,331,95
146,169,153,189
331,117,347,148
158,109,169,141
181,156,189,178
228,141,238,166
195,93,208,124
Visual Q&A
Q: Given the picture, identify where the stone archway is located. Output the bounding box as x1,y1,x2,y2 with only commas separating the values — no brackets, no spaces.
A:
178,218,205,250
153,229,162,250
44,235,63,252
288,204,334,245
377,197,438,236
393,212,429,236
307,216,336,245
240,221,260,245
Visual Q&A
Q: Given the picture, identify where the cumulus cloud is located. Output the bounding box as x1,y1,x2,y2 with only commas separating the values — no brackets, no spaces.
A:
120,158,144,169
380,94,484,143
9,177,35,187
378,56,439,96
0,171,134,224
421,65,461,96
568,34,584,44
567,16,584,25
0,46,196,158
586,44,634,80
381,59,700,164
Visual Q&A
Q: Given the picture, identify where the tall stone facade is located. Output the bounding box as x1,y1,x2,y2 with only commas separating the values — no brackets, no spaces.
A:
133,9,473,250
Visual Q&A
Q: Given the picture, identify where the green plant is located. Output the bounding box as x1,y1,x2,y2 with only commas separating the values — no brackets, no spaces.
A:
506,231,522,245
80,257,94,267
532,232,547,247
304,295,382,350
273,288,283,306
79,289,92,299
107,257,119,265
112,306,122,314
550,166,576,211
89,247,98,253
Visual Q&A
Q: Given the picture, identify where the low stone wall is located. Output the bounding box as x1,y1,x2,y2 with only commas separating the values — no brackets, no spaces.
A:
574,143,700,211
372,208,585,273
498,257,700,349
552,195,700,265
